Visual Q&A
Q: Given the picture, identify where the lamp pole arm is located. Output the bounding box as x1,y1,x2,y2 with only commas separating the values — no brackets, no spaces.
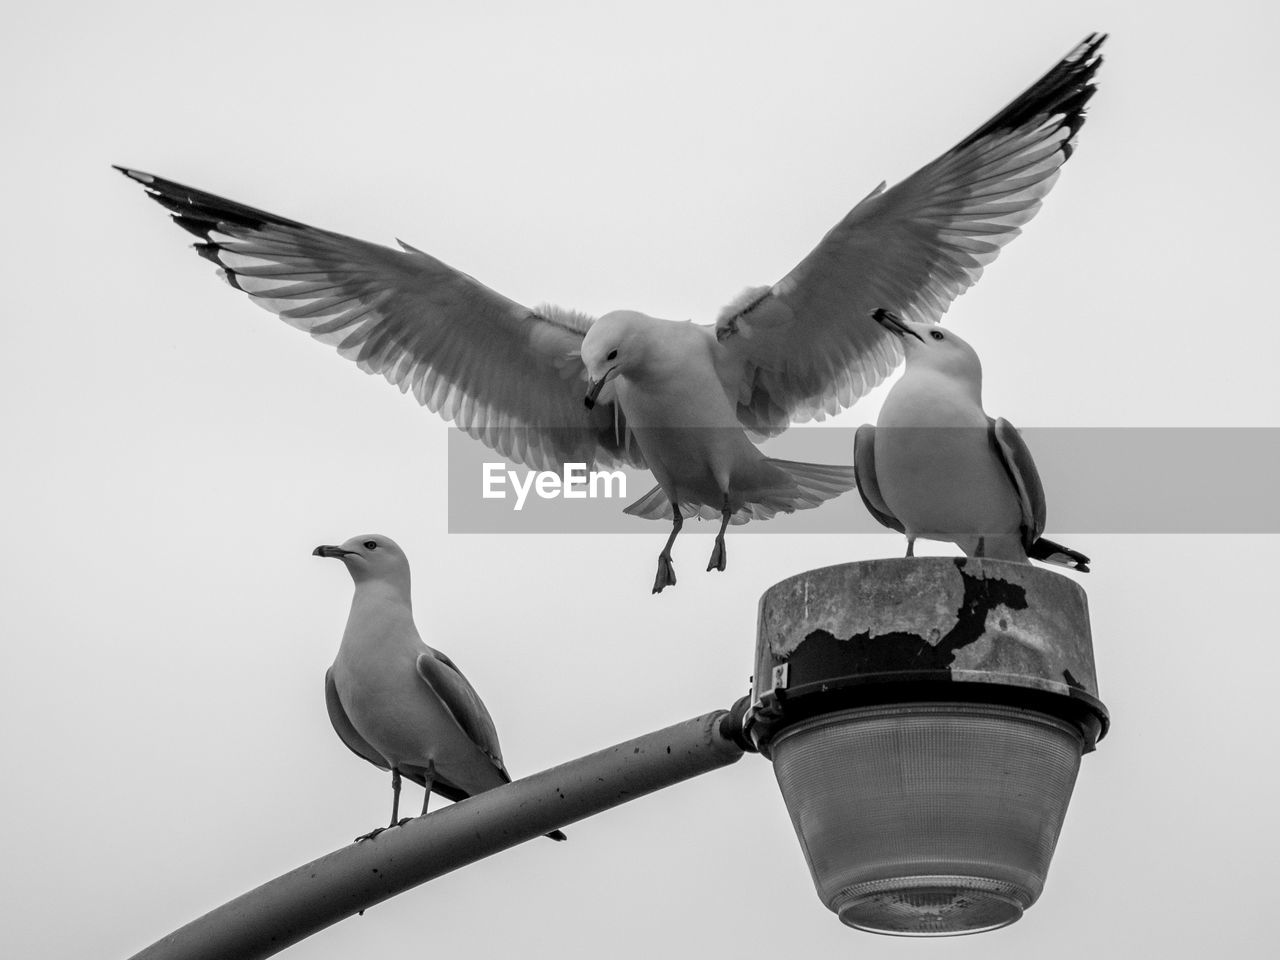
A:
127,706,751,960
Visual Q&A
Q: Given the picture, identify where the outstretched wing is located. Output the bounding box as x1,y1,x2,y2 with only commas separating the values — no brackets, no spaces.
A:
324,667,389,771
715,34,1105,437
853,424,905,534
117,167,644,472
987,416,1048,549
415,651,506,773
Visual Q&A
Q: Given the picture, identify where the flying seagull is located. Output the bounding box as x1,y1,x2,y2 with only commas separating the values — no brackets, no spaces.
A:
855,309,1090,570
118,34,1105,592
314,534,567,841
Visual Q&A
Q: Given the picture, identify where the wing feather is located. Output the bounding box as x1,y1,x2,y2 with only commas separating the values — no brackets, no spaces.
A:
988,416,1048,548
853,424,905,534
415,652,507,773
117,167,642,471
324,667,389,771
716,35,1105,437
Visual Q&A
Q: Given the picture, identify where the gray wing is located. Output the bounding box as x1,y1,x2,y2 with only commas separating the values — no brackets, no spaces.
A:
416,652,506,773
714,35,1105,437
988,416,1048,550
324,666,389,771
117,167,644,472
853,424,905,534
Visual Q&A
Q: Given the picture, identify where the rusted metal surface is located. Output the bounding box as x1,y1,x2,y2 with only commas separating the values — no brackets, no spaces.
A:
751,558,1106,749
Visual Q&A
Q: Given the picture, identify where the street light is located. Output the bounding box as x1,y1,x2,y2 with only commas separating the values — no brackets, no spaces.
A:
126,557,1107,958
746,557,1108,936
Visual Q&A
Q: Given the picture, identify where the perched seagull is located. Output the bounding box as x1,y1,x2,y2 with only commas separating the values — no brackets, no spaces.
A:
314,534,567,841
855,309,1090,570
118,34,1104,592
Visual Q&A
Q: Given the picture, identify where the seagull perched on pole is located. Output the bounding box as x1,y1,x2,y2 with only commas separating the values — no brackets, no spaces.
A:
118,34,1105,592
314,534,566,842
854,309,1090,571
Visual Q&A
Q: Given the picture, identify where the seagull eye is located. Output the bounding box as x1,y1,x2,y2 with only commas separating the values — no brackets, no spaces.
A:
606,350,618,361
930,331,945,341
363,540,378,550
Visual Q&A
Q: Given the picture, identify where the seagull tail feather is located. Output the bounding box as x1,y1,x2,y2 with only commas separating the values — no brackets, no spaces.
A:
623,483,675,521
622,460,856,525
1029,536,1091,573
621,485,739,523
742,458,858,521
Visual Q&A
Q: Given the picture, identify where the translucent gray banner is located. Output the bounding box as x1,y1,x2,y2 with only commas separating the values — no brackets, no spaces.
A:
446,427,1280,534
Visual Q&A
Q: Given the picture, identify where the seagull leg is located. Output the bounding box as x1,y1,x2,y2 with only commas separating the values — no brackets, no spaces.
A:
418,761,436,817
394,774,416,826
653,507,682,594
975,536,987,558
707,495,731,572
906,537,916,558
355,769,402,842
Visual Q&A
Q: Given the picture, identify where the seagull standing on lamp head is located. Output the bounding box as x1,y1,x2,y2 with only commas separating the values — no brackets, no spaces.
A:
855,310,1090,571
119,35,1105,592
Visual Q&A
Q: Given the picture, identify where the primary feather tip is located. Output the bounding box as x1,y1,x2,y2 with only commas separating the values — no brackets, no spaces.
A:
114,165,154,184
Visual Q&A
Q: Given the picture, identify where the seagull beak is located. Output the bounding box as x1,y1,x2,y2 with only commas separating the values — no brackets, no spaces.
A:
584,366,619,410
871,308,926,343
312,545,355,559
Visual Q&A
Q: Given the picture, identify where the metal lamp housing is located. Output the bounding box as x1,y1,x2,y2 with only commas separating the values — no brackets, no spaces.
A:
746,559,1108,937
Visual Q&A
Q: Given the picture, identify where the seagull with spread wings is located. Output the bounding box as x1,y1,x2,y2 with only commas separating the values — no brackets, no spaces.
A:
119,34,1105,593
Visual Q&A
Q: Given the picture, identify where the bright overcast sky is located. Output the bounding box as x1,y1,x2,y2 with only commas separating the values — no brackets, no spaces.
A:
4,2,1278,958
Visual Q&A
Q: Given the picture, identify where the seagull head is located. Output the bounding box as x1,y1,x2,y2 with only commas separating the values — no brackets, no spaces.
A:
581,311,658,409
872,308,983,384
313,534,411,591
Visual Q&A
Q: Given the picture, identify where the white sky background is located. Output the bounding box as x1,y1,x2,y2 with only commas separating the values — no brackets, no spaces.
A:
3,2,1278,957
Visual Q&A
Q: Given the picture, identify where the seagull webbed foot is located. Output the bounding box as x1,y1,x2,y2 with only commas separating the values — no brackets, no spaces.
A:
652,554,677,593
706,536,727,572
707,496,731,573
354,826,389,843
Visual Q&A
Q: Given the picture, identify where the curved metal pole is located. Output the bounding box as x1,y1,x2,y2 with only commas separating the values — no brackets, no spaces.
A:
128,709,747,960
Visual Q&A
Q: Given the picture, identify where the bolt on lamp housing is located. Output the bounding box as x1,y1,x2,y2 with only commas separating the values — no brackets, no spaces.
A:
745,558,1108,937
